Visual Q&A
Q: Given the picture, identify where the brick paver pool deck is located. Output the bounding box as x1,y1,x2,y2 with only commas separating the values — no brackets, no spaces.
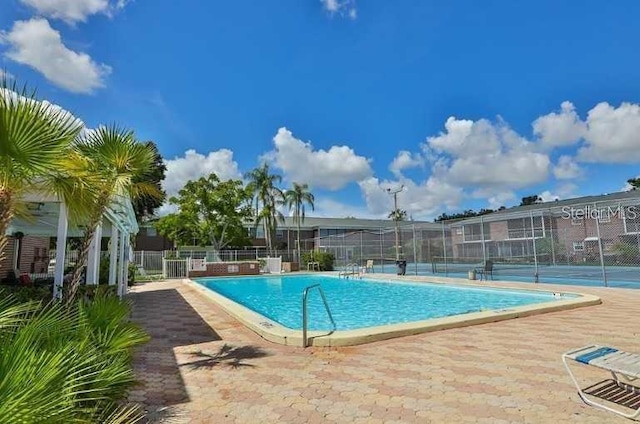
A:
128,278,640,423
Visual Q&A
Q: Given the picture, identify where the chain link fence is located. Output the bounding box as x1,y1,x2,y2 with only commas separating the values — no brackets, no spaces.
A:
299,199,640,288
125,197,640,288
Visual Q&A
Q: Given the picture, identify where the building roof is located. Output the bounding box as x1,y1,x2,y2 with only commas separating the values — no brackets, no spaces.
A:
449,190,640,225
141,215,443,231
254,216,442,230
6,193,139,237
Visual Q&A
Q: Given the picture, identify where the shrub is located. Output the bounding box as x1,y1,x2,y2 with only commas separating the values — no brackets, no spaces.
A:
0,293,149,424
0,285,52,303
301,250,335,271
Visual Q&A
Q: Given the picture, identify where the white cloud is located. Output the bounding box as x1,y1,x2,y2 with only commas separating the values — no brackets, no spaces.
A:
470,189,516,210
321,0,357,19
533,101,586,147
312,197,377,219
538,183,577,202
389,151,424,177
424,117,550,192
19,0,128,24
162,149,242,198
553,155,582,180
0,85,84,129
266,127,373,190
2,18,111,93
578,102,640,163
358,176,463,221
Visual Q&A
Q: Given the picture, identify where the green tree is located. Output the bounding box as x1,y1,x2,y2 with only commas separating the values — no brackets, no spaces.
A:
67,126,161,303
158,174,253,249
258,200,285,253
132,141,166,221
154,213,199,247
0,79,84,270
435,208,497,222
520,195,541,206
627,177,640,191
245,163,284,252
535,236,566,263
283,182,315,263
388,208,407,221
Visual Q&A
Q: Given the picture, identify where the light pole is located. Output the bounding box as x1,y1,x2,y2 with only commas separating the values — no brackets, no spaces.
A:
387,185,404,261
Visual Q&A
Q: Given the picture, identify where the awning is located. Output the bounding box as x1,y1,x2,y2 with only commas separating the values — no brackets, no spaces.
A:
584,236,599,242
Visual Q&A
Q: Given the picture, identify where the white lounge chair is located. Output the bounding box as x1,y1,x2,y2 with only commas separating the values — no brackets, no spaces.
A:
563,344,640,419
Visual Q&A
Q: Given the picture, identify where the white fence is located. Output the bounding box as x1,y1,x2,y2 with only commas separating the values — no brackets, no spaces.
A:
162,259,188,279
263,257,282,274
133,250,164,274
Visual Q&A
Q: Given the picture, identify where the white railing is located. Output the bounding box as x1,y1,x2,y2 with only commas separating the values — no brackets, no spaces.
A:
162,258,188,279
263,257,282,274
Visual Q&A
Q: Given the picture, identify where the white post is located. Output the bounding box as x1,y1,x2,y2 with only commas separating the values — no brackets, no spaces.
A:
12,238,20,270
53,203,68,300
530,211,539,283
108,226,119,285
118,231,126,298
86,223,102,284
123,237,130,295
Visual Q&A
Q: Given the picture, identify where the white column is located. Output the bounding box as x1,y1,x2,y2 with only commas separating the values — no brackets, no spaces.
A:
53,203,68,300
123,237,130,296
85,223,102,285
117,231,126,298
108,226,119,285
12,237,20,270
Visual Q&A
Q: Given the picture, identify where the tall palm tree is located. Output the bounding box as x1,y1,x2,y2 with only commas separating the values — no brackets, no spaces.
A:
283,183,314,263
65,126,161,303
258,200,285,254
0,78,84,269
244,163,283,252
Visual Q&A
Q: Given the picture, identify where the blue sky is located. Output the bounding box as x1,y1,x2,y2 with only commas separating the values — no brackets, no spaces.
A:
2,0,640,220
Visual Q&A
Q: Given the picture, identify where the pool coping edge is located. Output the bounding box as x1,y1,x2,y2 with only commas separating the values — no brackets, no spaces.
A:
184,274,602,347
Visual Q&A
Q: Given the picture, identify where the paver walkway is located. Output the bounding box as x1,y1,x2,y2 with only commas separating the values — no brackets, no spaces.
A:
128,278,640,423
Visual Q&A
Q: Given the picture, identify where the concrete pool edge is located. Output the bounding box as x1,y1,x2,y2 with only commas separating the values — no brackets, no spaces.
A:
185,274,602,347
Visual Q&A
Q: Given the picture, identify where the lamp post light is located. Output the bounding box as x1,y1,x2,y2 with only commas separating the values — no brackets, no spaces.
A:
387,185,404,261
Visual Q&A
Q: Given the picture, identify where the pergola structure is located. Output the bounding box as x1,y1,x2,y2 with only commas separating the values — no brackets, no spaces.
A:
5,193,139,299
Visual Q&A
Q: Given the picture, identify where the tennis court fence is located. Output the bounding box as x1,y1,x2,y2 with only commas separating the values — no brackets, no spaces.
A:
299,198,640,288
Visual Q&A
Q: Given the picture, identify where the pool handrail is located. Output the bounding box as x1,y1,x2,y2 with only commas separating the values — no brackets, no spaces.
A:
302,284,337,348
338,263,361,279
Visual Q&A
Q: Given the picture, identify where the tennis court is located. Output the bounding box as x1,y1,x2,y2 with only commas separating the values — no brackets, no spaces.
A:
367,259,640,289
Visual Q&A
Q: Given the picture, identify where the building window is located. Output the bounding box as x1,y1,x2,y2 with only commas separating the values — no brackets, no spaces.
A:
598,212,611,223
624,206,640,233
227,265,239,273
455,228,463,235
463,223,490,242
146,227,157,236
603,240,614,251
573,241,584,252
276,230,284,240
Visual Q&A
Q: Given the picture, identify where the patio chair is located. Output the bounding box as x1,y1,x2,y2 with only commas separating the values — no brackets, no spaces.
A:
475,260,493,281
364,260,374,273
563,344,640,420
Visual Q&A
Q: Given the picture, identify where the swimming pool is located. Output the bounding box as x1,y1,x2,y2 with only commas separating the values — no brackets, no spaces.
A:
192,274,599,347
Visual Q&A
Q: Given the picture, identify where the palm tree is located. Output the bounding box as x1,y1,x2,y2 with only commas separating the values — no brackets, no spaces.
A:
65,126,161,303
0,78,84,269
258,200,285,254
283,183,314,263
244,163,283,252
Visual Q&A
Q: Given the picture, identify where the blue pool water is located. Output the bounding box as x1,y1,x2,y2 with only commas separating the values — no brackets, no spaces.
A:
195,275,565,331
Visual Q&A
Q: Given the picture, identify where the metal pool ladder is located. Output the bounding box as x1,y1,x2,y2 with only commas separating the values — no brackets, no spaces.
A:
302,284,337,348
